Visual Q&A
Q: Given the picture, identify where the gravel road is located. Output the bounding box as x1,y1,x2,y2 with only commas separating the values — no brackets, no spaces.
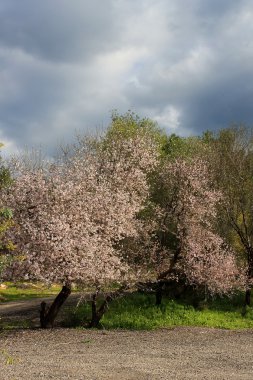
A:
1,297,253,379
1,327,253,379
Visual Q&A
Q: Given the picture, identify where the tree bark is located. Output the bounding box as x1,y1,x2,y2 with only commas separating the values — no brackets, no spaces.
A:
88,286,127,328
157,247,181,281
245,288,251,307
40,284,71,328
244,251,253,307
155,282,163,306
155,247,181,305
89,294,109,328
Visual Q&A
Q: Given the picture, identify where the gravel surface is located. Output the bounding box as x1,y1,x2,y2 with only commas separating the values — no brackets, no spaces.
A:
1,297,253,379
1,327,253,379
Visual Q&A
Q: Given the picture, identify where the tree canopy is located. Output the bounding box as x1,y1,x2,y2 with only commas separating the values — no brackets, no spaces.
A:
1,114,253,327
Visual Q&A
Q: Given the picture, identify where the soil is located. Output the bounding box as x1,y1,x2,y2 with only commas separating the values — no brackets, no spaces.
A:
1,297,253,379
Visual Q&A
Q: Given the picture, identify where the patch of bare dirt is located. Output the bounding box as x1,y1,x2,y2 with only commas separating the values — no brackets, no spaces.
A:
0,294,82,328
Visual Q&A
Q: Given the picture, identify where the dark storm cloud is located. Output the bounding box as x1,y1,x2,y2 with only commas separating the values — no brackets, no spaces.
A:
123,0,253,134
0,0,118,62
0,0,121,154
182,71,253,134
0,0,253,155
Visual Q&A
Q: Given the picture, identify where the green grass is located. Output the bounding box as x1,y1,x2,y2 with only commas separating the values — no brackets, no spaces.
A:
0,319,32,330
64,292,253,330
2,284,253,330
0,282,62,302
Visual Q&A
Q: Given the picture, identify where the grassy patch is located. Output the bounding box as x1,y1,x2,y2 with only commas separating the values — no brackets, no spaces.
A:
64,292,253,330
0,319,33,330
0,282,62,302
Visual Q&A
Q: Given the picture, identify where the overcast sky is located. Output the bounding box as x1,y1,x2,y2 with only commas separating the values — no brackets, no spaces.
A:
0,0,253,156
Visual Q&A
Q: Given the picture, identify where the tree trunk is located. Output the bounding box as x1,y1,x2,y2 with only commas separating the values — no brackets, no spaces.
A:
157,247,181,281
245,251,253,307
155,247,181,306
89,294,109,328
245,288,251,307
40,284,71,328
155,282,163,306
88,286,127,328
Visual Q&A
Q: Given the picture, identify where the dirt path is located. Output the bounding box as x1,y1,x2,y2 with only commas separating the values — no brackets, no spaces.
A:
0,293,81,316
1,327,253,379
0,293,83,330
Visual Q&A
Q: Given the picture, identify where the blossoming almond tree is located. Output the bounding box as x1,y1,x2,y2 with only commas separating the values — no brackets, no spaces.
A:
151,158,246,304
2,131,158,327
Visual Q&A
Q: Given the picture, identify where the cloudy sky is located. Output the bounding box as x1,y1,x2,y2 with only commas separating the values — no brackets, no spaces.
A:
0,0,253,156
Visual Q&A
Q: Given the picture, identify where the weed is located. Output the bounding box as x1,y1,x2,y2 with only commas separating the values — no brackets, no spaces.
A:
1,349,19,365
81,339,93,344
